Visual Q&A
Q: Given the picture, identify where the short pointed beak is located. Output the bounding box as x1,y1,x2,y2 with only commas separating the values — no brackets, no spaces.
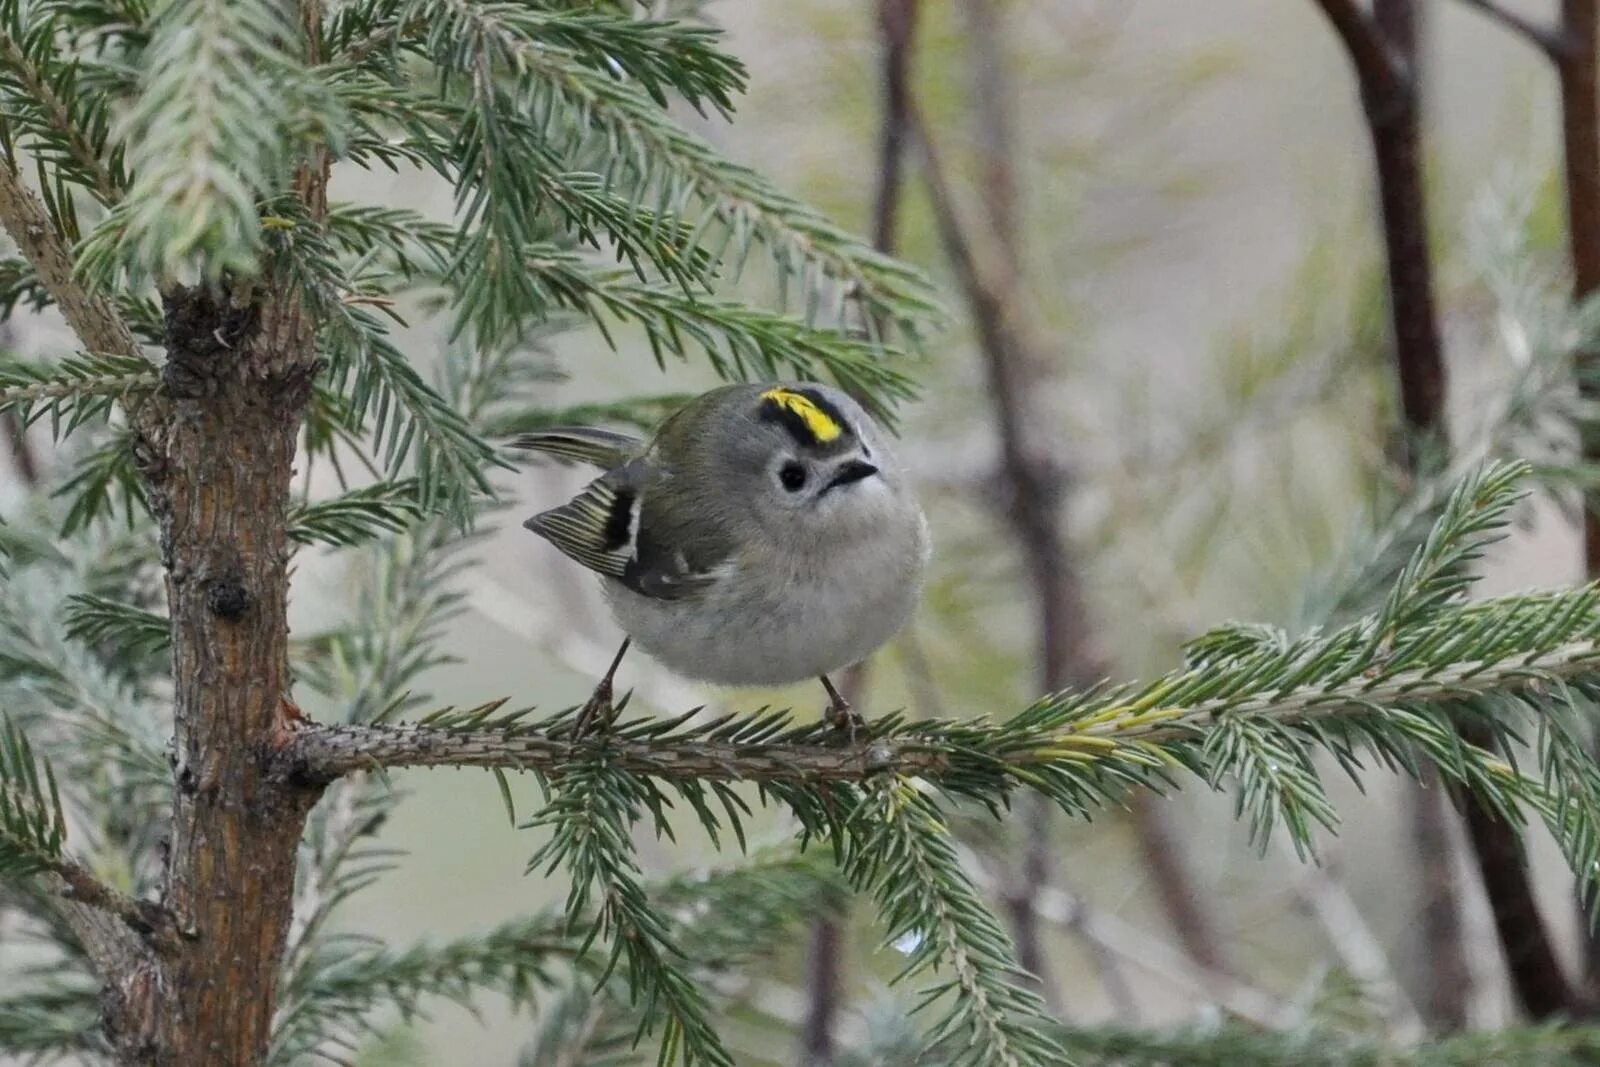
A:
825,459,878,492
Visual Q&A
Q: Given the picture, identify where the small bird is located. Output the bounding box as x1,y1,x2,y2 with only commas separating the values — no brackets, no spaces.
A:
513,382,930,735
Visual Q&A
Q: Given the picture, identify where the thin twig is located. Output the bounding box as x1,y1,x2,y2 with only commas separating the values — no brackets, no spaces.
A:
1452,0,1568,58
1309,0,1410,104
801,664,868,1066
1280,841,1426,1041
968,854,1292,1029
49,857,181,955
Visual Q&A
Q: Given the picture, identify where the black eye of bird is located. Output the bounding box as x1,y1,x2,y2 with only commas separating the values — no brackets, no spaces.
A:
779,462,807,492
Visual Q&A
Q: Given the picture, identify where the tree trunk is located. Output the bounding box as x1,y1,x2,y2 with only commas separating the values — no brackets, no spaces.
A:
1553,0,1600,988
1365,2,1446,462
126,287,323,1065
1357,0,1477,1029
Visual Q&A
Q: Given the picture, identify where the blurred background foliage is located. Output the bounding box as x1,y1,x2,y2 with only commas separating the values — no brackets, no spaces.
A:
6,0,1600,1063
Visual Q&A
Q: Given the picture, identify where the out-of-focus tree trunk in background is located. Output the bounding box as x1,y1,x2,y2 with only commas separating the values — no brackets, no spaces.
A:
1318,0,1590,1025
956,0,1230,993
896,0,1226,1008
1368,0,1474,1031
1553,0,1600,992
1317,0,1470,1029
799,0,919,1057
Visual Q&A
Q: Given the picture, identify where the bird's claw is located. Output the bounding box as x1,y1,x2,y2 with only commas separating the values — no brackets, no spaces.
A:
571,677,613,740
824,696,864,744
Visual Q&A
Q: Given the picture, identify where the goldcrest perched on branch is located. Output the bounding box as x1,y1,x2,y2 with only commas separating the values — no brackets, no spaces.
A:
513,382,930,733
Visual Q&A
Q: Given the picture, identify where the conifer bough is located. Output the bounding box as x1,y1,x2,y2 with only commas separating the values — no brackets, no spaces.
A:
3,0,1600,1062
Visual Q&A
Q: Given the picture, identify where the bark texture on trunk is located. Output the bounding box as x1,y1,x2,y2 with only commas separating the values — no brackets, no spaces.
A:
125,287,324,1065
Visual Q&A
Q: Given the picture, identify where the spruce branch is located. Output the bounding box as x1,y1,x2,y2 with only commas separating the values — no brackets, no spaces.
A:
0,352,157,436
1050,1023,1600,1067
0,983,105,1062
395,3,746,112
0,712,67,882
284,464,1600,900
78,0,344,280
285,480,425,549
272,851,842,1065
355,79,726,342
0,159,142,360
0,714,170,962
280,627,1600,789
273,521,482,1063
0,550,171,798
417,0,942,342
270,213,497,515
55,431,150,537
270,910,577,1064
527,755,734,1067
519,244,917,421
516,853,849,1067
0,257,165,345
292,520,470,724
0,0,124,203
61,594,169,662
842,778,1061,1067
486,392,696,438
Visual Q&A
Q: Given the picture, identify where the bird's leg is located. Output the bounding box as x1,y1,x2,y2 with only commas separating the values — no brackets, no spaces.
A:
573,637,631,739
820,674,864,739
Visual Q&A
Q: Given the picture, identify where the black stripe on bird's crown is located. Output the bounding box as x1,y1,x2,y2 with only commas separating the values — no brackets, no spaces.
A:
757,387,851,448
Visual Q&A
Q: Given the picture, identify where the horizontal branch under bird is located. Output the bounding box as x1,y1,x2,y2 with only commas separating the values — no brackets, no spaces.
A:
278,631,1600,786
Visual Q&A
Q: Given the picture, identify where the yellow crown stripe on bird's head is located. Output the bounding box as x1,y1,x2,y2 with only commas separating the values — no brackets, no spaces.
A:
759,387,843,443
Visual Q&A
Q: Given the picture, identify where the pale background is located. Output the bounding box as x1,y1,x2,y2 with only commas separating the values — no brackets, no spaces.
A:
0,0,1585,1062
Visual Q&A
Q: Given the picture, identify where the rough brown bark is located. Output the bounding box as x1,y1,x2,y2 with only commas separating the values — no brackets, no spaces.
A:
130,286,325,1065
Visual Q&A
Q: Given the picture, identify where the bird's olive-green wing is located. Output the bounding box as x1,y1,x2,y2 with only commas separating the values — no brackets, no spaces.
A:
524,461,729,601
508,427,643,468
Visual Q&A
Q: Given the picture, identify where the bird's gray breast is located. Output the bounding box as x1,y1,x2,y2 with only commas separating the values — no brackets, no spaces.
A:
603,508,928,687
